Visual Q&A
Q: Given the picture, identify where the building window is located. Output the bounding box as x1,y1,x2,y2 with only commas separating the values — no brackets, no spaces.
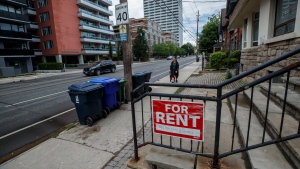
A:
44,40,54,49
39,12,50,22
38,0,48,8
252,12,259,46
274,0,298,36
41,26,52,36
244,19,248,48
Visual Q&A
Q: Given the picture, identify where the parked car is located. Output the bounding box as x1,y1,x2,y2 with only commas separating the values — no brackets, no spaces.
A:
176,55,180,59
83,60,116,76
167,56,173,60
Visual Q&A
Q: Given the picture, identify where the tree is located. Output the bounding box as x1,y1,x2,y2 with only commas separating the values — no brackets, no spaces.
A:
108,41,113,60
133,28,148,61
198,14,220,54
116,42,120,60
168,43,177,56
153,42,170,57
181,43,194,55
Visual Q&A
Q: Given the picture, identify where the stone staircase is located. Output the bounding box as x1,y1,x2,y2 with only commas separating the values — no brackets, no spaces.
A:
241,77,300,169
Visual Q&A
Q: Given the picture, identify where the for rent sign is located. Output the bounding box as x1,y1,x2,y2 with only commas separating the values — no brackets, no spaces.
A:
152,100,204,141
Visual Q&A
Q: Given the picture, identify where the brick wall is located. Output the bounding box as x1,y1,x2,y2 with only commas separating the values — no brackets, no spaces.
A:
240,38,300,82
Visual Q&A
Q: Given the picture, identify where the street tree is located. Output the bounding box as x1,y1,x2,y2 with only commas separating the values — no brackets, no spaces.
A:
168,43,177,56
133,28,148,61
153,43,170,57
198,14,220,54
108,41,113,60
116,42,120,60
181,43,194,55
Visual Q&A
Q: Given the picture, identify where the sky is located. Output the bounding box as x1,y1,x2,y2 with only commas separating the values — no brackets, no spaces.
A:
109,0,226,46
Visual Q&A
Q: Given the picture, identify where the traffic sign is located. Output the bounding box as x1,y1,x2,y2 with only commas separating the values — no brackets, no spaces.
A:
120,34,127,42
152,100,204,141
115,2,129,25
119,25,127,34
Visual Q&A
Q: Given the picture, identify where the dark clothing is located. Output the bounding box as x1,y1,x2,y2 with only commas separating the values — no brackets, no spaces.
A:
170,61,179,79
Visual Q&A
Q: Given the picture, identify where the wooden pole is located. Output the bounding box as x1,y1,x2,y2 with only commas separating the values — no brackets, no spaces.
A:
120,0,132,101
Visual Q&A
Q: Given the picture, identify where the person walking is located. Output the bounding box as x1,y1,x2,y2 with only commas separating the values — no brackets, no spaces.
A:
170,57,179,83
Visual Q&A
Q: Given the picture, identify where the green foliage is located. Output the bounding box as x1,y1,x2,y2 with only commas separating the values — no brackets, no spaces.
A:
38,63,63,70
175,48,187,56
225,70,232,79
210,51,227,70
226,50,241,68
198,14,220,54
65,64,78,67
168,43,177,55
205,63,212,69
181,43,194,55
153,42,169,56
108,41,113,60
133,28,148,61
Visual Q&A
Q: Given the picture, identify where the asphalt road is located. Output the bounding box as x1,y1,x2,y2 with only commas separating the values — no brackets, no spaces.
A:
0,56,196,159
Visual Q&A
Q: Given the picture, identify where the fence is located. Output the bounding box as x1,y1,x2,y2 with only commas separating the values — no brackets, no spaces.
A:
130,47,300,167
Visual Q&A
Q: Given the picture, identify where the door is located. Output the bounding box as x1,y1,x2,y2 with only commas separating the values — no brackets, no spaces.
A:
20,60,28,73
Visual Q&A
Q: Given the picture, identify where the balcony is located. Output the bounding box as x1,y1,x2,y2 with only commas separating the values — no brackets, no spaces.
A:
0,30,32,40
82,48,116,55
79,23,114,35
32,35,40,42
23,7,36,15
0,10,30,23
80,36,116,44
26,22,38,30
34,49,42,56
99,0,112,6
0,49,34,56
76,0,113,16
78,11,113,25
2,0,27,7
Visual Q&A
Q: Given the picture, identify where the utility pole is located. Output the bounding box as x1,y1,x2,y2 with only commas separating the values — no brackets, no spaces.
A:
120,0,132,102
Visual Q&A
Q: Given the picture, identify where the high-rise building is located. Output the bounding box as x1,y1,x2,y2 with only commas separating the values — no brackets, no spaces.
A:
0,0,115,76
0,0,36,75
143,0,183,46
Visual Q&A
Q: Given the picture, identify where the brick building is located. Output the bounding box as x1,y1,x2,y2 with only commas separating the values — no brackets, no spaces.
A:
227,0,300,81
162,31,178,47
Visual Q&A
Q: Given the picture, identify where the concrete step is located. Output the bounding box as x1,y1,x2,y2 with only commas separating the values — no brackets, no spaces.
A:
259,83,300,120
244,88,300,168
282,77,300,92
228,93,293,169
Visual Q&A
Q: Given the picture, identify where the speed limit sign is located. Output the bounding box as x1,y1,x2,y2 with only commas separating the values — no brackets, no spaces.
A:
115,2,129,25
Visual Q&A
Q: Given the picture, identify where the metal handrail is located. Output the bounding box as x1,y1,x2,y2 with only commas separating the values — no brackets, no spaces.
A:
79,23,114,32
78,10,113,22
80,36,115,42
130,47,300,167
83,0,113,13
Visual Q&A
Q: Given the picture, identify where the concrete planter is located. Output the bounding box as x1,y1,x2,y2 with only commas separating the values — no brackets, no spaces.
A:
35,70,64,73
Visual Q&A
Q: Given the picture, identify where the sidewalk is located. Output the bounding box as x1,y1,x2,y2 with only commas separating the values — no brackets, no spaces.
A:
0,61,201,169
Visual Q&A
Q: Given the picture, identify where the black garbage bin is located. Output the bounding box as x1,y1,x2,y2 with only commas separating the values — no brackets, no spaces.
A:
68,81,107,126
132,71,152,97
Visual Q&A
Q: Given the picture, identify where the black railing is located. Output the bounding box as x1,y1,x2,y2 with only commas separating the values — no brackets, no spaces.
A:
0,30,32,39
0,49,34,55
130,47,300,167
2,0,27,6
0,10,29,22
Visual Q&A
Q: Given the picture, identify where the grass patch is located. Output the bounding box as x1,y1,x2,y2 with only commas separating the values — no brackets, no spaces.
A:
51,133,59,138
66,122,78,131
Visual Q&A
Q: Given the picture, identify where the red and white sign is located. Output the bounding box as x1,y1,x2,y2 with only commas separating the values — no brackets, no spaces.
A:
152,100,204,141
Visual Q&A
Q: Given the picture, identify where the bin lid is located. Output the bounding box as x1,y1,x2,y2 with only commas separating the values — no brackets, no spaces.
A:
119,79,127,83
90,77,120,86
68,81,102,94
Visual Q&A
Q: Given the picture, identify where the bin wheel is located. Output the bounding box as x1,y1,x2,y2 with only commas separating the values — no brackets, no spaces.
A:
85,117,93,126
116,102,121,109
102,110,108,118
124,98,128,104
148,87,152,92
104,107,110,114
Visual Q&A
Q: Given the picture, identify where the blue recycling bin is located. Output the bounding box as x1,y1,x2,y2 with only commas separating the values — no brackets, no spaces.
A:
90,77,120,111
68,81,105,126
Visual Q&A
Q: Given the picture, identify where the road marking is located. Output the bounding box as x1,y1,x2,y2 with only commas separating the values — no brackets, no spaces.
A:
5,90,68,107
0,108,75,140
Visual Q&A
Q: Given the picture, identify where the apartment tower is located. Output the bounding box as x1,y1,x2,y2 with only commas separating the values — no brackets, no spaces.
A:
143,0,183,46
